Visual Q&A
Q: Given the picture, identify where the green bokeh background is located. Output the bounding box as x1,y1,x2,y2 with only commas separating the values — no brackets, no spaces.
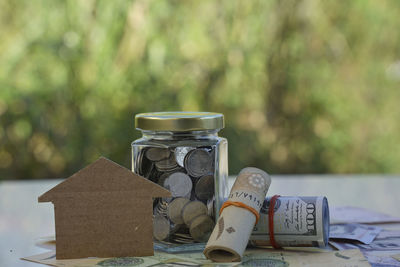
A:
1,0,400,179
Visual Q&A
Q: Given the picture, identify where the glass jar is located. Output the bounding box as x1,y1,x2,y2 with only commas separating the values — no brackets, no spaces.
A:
132,112,228,251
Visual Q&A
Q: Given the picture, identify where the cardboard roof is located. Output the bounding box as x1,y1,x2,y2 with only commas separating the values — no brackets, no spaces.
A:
39,157,171,202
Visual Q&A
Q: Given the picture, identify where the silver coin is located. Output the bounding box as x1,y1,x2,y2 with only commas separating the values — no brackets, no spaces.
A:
184,149,214,178
137,149,144,175
164,172,193,198
157,172,171,187
155,156,178,172
174,146,195,167
189,214,214,242
181,201,208,226
194,174,214,200
153,215,170,241
138,150,154,178
167,197,191,225
154,201,168,216
206,199,215,217
146,147,171,162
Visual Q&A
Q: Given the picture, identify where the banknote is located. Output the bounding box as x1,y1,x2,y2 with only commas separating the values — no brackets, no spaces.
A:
330,224,382,244
330,230,400,251
22,250,238,267
23,248,370,267
330,230,400,267
250,196,329,247
241,248,370,267
392,253,400,262
330,206,400,224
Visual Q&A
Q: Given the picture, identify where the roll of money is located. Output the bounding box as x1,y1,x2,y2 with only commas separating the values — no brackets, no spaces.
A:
250,196,330,248
204,167,271,262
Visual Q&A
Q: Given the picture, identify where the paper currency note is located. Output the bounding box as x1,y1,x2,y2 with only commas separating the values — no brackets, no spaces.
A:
250,196,329,247
330,230,400,252
330,230,400,267
22,250,239,267
392,253,400,262
241,248,370,267
23,248,370,267
331,206,400,224
330,224,382,244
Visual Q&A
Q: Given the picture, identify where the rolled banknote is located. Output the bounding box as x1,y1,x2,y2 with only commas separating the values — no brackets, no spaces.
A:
203,167,271,262
249,196,330,247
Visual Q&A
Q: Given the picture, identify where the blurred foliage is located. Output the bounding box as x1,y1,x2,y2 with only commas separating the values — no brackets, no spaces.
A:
1,0,400,179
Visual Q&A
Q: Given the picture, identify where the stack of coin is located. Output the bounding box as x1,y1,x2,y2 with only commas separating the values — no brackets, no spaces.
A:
137,145,217,243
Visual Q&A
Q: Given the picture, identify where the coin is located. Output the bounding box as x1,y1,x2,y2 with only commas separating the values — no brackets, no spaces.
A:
181,201,208,226
194,174,214,200
172,232,194,244
206,199,215,217
153,214,170,241
147,164,162,183
164,172,193,198
136,149,144,175
189,214,214,242
154,200,168,216
145,147,171,162
155,155,178,172
167,197,190,224
184,149,214,177
138,151,154,178
157,172,171,187
174,146,195,167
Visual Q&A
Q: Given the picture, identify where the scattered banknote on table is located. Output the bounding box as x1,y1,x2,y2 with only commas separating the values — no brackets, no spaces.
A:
23,248,370,267
392,253,400,262
330,229,400,266
330,224,382,244
330,206,400,224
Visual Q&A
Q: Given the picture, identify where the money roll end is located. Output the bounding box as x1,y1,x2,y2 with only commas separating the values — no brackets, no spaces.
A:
203,247,241,262
238,167,271,186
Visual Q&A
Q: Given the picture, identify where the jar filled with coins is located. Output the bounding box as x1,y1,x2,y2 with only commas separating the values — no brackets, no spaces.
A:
132,112,228,249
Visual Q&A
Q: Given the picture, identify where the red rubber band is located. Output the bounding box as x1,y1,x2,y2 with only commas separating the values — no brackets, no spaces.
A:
268,194,281,249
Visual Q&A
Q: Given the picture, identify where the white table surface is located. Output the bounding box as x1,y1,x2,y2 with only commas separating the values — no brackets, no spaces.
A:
1,175,400,266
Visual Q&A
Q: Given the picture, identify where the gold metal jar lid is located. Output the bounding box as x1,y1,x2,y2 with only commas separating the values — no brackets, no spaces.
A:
135,112,224,132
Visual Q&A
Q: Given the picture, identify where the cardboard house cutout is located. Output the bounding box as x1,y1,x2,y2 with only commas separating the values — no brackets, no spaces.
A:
39,157,171,259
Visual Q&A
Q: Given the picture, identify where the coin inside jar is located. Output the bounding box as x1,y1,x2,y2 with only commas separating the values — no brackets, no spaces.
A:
184,149,214,178
164,172,193,198
145,147,171,162
154,200,168,216
167,197,190,224
155,155,179,172
157,172,171,187
189,214,214,242
181,200,208,226
174,146,195,167
206,199,215,217
194,174,215,200
153,215,170,241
